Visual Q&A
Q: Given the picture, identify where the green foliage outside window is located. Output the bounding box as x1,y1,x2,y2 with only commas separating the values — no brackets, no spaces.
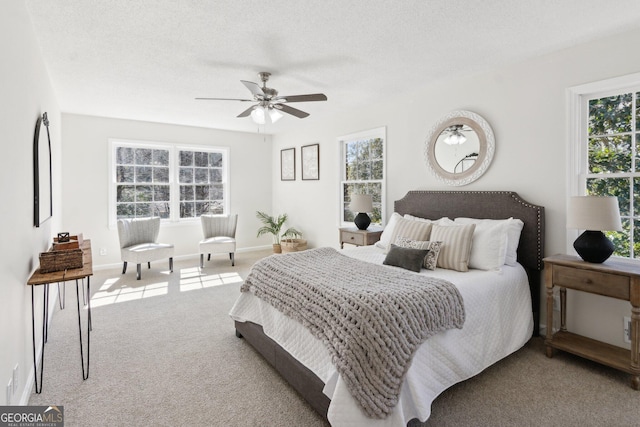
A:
586,93,640,258
342,137,384,224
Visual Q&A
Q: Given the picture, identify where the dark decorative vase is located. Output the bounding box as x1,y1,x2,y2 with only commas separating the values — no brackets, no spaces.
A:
354,212,371,230
573,230,614,263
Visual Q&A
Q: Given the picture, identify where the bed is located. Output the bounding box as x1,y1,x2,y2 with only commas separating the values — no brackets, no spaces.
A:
229,190,545,426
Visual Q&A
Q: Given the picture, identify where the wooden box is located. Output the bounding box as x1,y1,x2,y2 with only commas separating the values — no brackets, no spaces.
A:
54,233,83,245
39,247,83,273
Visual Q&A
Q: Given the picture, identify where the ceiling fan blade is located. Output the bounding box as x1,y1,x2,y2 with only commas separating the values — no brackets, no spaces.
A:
276,93,327,103
276,104,310,118
237,105,255,118
195,97,254,102
241,80,264,98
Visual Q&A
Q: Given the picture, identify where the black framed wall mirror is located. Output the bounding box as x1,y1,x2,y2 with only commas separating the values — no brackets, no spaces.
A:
34,112,52,227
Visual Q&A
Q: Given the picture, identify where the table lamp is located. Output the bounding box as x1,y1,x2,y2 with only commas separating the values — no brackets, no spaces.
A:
567,196,622,263
350,194,373,230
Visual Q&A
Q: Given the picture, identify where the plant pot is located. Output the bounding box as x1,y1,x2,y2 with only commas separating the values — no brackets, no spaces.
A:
272,243,282,254
281,238,308,253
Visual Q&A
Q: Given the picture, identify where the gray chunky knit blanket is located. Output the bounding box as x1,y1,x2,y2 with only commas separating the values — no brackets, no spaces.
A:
241,247,465,419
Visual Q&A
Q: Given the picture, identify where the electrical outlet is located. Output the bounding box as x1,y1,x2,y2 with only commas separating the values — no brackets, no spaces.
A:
99,248,107,256
6,379,12,405
13,364,18,393
624,316,632,344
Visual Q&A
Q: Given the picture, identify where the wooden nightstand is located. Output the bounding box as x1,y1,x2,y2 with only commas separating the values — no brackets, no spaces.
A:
543,254,640,389
339,227,383,249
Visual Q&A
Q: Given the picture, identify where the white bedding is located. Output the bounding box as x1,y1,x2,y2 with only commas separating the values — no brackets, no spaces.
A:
229,245,533,426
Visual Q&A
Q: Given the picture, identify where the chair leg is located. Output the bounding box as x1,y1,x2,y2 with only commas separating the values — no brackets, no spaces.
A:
208,254,211,261
148,262,151,269
169,257,173,273
136,264,141,280
122,262,127,274
230,253,235,266
200,254,204,269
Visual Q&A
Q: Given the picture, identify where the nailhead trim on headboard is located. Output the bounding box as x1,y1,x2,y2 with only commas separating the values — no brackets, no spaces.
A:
394,191,545,271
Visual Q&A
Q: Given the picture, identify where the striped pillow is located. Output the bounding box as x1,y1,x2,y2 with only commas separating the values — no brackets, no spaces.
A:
384,217,432,253
430,223,476,272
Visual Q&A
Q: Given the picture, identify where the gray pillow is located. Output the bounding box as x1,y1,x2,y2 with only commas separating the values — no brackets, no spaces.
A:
394,237,442,270
383,244,430,272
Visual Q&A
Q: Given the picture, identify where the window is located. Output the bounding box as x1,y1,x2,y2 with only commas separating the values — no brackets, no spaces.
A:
178,150,225,218
338,127,386,226
571,76,640,258
110,140,229,226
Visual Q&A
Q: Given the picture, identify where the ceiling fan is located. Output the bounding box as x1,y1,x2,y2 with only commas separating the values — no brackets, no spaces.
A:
196,72,328,124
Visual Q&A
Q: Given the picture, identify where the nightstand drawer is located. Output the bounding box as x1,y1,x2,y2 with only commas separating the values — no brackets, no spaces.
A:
341,231,365,246
553,265,630,300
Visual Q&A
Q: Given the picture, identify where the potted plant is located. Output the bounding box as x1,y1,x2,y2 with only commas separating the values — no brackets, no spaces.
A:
281,229,308,253
256,211,302,253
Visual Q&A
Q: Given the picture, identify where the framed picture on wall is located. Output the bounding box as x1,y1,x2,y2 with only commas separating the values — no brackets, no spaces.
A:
281,147,295,181
301,143,320,180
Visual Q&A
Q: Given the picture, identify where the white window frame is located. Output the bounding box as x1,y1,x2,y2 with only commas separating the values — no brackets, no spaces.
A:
567,72,640,256
108,139,230,228
337,126,387,227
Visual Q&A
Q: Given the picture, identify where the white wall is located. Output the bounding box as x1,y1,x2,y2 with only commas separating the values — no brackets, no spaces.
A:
0,2,62,404
61,114,273,268
273,27,640,348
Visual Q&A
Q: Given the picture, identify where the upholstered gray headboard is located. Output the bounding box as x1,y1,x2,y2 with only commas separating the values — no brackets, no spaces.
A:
394,190,544,270
395,191,545,334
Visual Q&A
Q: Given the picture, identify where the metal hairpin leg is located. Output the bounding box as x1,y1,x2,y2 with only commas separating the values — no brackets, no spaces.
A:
31,283,49,394
75,278,91,380
81,277,87,306
57,282,66,309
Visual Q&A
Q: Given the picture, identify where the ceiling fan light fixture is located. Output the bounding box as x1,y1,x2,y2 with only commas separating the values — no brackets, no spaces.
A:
444,130,467,145
250,106,266,124
268,108,283,123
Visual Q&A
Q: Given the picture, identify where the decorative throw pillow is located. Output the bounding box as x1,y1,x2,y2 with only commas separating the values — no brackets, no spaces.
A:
395,237,442,270
430,223,476,272
383,244,430,272
383,216,432,253
455,217,524,266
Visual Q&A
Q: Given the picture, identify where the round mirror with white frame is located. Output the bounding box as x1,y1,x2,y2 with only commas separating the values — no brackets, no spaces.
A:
424,110,495,186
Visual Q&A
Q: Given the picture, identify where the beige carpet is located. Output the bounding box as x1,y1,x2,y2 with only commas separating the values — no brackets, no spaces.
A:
29,250,640,426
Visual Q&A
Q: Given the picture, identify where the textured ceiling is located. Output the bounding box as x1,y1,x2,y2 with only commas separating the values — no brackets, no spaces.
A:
25,1,640,134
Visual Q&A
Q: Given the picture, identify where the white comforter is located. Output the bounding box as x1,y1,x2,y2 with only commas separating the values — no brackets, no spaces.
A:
229,245,533,426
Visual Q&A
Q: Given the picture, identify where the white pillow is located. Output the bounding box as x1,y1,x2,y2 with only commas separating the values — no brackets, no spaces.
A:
404,214,455,226
454,217,524,266
468,221,509,270
376,213,402,249
430,223,476,272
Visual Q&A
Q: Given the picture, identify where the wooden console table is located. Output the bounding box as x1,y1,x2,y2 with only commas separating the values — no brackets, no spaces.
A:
27,239,93,393
544,254,640,389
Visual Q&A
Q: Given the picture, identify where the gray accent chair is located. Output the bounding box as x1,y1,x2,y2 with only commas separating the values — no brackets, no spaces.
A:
199,214,237,268
117,217,174,280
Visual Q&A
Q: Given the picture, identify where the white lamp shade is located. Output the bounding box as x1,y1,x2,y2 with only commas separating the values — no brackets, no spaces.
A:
567,196,622,231
350,194,373,213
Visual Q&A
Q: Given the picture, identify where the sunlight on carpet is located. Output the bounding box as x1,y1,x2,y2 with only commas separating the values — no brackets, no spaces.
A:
89,267,242,307
179,267,242,291
91,277,169,307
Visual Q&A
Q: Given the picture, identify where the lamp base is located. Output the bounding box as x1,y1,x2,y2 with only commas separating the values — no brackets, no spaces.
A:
573,230,615,263
354,212,371,230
